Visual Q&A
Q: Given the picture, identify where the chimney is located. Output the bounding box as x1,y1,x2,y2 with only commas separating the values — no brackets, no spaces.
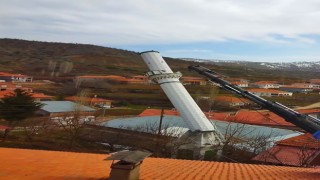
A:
105,150,152,180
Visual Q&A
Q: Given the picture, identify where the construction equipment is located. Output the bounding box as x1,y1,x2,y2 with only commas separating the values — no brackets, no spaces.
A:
189,65,320,140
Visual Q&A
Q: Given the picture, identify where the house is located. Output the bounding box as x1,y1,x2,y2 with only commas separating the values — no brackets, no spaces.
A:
280,86,313,93
0,72,33,82
0,82,32,92
31,93,54,102
138,109,295,128
252,134,320,167
298,109,320,119
139,108,320,129
36,101,96,118
226,78,249,87
65,96,112,108
230,81,249,88
0,148,319,179
251,81,281,89
248,88,292,97
290,83,320,89
180,76,207,85
310,79,320,84
0,90,52,101
214,96,251,107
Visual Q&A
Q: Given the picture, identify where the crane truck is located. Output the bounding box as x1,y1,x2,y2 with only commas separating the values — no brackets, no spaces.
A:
188,65,320,140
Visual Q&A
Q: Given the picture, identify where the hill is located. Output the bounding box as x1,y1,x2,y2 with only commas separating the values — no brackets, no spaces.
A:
0,38,203,79
1,38,320,83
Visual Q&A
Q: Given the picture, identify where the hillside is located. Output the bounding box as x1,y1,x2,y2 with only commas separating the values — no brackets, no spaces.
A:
0,39,204,79
1,39,320,83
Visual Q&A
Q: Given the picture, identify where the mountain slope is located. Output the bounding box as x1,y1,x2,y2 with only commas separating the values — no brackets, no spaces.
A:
1,39,320,83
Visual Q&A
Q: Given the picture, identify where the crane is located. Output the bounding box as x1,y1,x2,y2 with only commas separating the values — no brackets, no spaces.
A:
188,65,320,140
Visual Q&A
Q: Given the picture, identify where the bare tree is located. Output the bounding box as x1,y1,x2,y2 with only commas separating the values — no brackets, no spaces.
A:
20,117,54,141
56,90,95,147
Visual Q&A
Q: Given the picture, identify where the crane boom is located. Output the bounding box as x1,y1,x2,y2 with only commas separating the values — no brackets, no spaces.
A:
188,65,320,140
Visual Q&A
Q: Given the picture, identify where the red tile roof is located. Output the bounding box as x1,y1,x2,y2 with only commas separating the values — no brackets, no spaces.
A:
0,72,31,78
281,85,312,89
276,134,320,149
31,93,53,99
0,125,10,130
252,145,320,167
248,88,289,93
0,72,14,76
0,90,52,100
310,79,320,83
139,109,180,116
0,90,16,98
253,81,279,85
214,96,251,103
0,148,319,179
231,81,248,85
139,109,293,127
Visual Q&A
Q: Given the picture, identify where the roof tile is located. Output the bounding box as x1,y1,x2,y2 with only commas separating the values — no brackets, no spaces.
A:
0,148,319,180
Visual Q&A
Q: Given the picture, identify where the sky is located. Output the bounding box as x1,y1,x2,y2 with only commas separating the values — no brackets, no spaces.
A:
1,0,320,62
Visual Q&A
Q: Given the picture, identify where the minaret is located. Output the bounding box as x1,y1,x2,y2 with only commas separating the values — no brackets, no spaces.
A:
140,51,222,159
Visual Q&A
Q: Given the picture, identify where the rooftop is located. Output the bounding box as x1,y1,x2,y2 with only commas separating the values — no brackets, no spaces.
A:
276,133,320,149
0,148,319,179
252,145,320,167
214,96,251,103
103,115,298,140
0,125,10,130
40,101,96,113
253,81,279,85
281,86,313,89
139,109,294,127
248,88,290,93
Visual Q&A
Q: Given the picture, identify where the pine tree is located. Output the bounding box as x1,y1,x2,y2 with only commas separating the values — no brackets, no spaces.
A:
0,89,42,127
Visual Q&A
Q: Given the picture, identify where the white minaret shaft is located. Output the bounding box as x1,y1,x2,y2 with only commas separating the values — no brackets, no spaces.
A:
140,51,216,132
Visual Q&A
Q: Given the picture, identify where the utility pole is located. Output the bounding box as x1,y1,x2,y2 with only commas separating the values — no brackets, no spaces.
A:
158,108,164,135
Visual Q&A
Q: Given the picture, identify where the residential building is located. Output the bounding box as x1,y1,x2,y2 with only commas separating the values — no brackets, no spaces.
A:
31,93,54,102
139,108,320,129
138,109,295,128
65,96,112,108
291,83,320,88
251,81,281,89
0,72,33,82
280,86,313,93
230,81,249,88
0,82,32,92
180,76,207,85
310,79,320,84
248,88,292,97
36,101,96,118
214,96,251,107
0,90,52,101
252,134,320,167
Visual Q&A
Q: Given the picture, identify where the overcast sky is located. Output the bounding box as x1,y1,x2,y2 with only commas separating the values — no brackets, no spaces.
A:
1,0,320,62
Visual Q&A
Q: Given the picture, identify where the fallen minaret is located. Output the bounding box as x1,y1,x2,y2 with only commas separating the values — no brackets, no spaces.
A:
140,51,223,159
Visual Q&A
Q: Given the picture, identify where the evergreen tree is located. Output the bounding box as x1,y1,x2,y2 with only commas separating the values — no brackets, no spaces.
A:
0,89,42,127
